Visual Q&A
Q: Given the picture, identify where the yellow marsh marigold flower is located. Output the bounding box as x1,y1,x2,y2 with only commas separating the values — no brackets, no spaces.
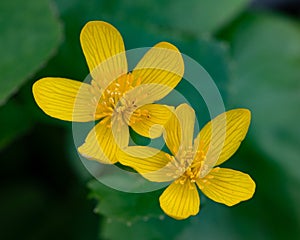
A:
117,104,256,220
32,21,184,164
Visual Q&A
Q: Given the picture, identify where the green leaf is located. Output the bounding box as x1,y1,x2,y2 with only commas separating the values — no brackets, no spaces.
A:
226,12,300,184
89,180,190,240
176,200,267,240
0,0,62,105
101,215,189,240
173,38,231,122
88,180,163,223
103,0,249,37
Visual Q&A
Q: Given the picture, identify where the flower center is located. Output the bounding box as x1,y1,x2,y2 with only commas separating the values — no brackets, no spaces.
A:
92,73,139,118
165,146,208,184
90,73,151,129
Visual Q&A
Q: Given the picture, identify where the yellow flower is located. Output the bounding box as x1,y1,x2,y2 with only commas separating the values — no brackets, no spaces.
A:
32,21,184,164
117,104,256,220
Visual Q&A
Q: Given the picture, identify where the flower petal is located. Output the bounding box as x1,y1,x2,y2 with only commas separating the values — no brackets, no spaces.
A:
117,146,175,182
80,21,127,88
197,167,256,206
78,117,129,164
129,42,184,105
195,109,251,176
129,104,173,138
163,104,195,156
32,78,95,122
159,181,200,220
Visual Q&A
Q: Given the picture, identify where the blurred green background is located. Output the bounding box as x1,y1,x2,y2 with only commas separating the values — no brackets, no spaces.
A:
1,0,300,239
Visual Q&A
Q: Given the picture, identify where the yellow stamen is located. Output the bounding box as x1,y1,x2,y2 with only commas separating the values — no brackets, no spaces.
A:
165,146,209,185
88,73,146,127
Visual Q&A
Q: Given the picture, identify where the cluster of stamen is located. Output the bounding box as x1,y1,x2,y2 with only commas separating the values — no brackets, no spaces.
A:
89,73,151,129
129,108,151,125
165,146,210,186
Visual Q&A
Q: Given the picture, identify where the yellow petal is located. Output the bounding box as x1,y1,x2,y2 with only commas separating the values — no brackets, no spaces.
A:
129,104,173,138
195,109,251,176
159,181,200,220
128,42,184,105
117,146,176,182
78,117,129,164
197,168,255,206
32,77,95,122
163,104,195,156
80,21,127,88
